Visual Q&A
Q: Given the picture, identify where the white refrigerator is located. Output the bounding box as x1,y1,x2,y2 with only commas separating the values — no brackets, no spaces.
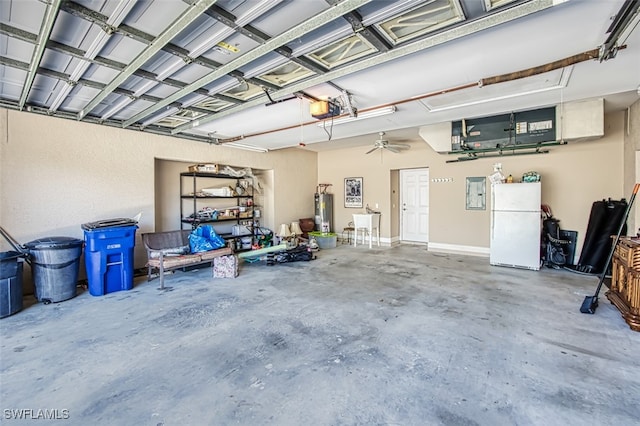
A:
490,182,541,270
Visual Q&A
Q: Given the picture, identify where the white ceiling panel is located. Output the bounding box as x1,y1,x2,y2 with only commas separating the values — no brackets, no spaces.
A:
39,50,75,74
99,36,148,65
248,0,329,36
110,97,155,121
144,82,183,99
28,75,62,106
121,0,190,36
0,66,27,100
170,63,215,85
81,63,113,83
0,36,34,63
1,0,46,33
50,12,93,47
63,85,98,112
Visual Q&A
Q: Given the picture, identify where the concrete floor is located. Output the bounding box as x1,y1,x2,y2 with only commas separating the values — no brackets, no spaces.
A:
1,244,639,426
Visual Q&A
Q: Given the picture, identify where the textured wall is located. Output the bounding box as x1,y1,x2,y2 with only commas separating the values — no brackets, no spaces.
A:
0,109,317,275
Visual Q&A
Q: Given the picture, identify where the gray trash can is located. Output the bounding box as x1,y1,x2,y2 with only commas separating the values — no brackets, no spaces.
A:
24,237,83,304
0,251,24,318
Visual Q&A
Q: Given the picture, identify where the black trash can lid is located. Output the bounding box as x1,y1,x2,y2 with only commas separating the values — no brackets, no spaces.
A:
81,218,137,231
24,236,83,250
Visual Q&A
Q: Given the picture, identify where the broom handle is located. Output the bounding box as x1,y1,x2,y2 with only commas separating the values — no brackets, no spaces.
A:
593,183,640,297
0,226,26,254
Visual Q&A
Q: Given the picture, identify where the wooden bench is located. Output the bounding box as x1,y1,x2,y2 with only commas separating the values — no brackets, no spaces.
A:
142,230,233,289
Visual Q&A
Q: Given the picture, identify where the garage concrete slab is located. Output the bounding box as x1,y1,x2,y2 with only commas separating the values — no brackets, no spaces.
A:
1,245,639,425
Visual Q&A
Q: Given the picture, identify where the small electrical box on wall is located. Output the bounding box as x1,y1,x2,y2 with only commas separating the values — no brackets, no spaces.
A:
311,100,341,119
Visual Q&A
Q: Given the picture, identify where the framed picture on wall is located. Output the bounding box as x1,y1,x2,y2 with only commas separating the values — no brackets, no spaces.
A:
345,177,363,208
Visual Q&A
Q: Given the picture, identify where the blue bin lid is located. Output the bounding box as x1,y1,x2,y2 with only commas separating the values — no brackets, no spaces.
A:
81,218,137,231
24,236,83,250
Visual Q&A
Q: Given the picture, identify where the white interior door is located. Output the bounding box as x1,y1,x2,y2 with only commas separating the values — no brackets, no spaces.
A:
400,168,429,243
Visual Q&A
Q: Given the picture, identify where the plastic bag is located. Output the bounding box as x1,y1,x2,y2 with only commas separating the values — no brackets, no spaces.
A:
189,225,226,253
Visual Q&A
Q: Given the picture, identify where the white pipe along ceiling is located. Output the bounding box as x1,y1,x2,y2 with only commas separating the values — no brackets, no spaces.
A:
0,0,639,152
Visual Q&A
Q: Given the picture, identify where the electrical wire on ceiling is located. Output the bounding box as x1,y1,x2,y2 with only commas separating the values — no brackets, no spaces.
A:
320,114,334,141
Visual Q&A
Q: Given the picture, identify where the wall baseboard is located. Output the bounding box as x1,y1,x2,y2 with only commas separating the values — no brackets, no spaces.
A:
342,236,489,255
427,242,489,257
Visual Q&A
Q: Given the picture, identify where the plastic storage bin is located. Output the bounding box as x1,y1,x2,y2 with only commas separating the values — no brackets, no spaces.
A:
308,232,337,249
24,237,83,303
82,221,137,296
1,251,24,318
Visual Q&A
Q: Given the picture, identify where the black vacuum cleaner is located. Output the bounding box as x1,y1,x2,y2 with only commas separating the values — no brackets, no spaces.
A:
580,183,639,314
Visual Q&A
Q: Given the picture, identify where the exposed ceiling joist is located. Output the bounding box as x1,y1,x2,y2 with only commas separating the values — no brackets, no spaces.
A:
18,0,61,109
343,10,392,52
170,0,556,135
49,0,138,112
0,21,227,110
77,0,219,120
122,0,372,128
0,22,37,43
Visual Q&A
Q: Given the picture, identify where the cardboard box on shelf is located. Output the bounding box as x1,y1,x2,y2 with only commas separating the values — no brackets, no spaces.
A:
188,164,219,173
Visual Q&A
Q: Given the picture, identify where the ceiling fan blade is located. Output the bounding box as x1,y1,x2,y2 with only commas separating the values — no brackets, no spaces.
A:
385,146,400,153
365,147,379,154
387,143,410,150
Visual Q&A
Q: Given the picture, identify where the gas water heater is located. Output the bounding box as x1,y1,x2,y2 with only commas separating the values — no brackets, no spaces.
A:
314,193,333,232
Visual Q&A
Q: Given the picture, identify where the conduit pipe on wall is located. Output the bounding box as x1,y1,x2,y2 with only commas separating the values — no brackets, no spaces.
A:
216,46,623,145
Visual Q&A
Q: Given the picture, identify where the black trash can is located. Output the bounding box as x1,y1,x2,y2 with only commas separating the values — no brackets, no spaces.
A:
24,237,83,303
0,251,24,318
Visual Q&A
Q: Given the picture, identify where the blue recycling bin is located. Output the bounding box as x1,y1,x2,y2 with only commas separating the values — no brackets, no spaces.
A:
82,219,137,296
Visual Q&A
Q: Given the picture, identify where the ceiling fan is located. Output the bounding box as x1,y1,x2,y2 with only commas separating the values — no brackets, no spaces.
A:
366,132,410,154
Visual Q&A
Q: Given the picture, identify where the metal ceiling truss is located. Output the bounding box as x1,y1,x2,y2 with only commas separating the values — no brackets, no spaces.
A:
18,0,61,109
78,0,220,119
170,0,555,136
0,23,224,117
122,0,372,128
203,3,332,76
54,0,323,124
0,0,557,145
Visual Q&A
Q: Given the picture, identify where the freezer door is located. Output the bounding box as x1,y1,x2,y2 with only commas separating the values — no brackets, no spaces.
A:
492,182,541,212
490,210,541,270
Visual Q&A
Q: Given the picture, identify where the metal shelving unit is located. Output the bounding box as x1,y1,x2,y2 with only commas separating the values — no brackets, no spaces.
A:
180,171,255,251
